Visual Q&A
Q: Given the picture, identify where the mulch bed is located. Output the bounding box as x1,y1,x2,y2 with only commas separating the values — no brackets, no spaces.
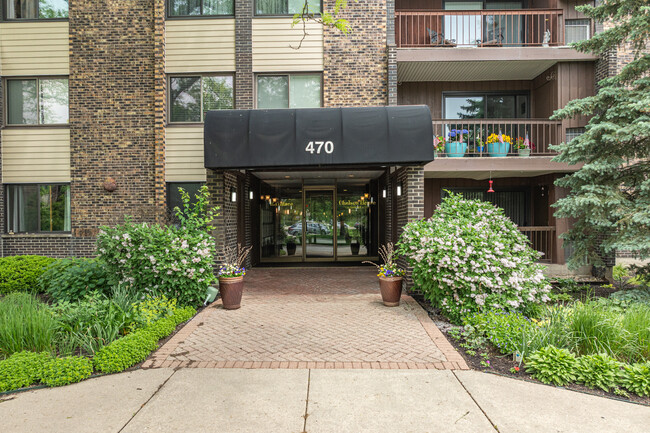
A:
412,294,650,407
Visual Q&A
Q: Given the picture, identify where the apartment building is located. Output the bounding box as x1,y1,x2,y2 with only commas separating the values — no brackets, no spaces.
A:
0,0,613,271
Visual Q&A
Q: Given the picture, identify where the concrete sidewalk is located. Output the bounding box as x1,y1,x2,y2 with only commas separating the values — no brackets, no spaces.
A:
1,368,648,433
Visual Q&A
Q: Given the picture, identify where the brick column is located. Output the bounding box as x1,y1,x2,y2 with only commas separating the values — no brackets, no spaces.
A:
386,0,397,106
0,74,4,256
153,0,167,223
235,0,253,109
396,166,424,289
207,169,226,264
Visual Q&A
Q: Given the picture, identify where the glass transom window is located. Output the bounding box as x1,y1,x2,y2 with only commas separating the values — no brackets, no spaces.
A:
6,78,69,125
169,75,234,123
256,74,321,109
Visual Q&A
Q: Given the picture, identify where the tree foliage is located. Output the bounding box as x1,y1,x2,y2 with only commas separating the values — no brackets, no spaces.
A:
550,1,650,269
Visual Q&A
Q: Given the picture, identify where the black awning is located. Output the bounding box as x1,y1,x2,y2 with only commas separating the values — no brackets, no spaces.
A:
204,106,433,169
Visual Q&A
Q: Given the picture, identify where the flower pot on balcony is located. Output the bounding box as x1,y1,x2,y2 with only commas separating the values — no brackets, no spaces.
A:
518,149,531,157
476,145,485,154
488,142,510,157
444,142,467,158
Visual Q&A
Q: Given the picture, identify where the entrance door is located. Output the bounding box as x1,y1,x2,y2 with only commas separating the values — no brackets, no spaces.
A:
303,188,335,260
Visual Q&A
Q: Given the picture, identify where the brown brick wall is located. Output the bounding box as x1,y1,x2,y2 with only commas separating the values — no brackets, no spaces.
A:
68,0,165,243
323,0,388,107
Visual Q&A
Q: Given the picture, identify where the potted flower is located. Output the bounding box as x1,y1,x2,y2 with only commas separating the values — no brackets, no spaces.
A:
514,134,534,157
363,243,405,307
433,135,445,158
286,235,297,255
486,132,512,157
217,243,252,310
475,132,485,155
445,129,468,157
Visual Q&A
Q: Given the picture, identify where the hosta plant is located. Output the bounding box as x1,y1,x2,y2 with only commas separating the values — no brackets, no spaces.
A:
398,192,550,323
619,362,650,397
575,353,623,392
525,345,577,386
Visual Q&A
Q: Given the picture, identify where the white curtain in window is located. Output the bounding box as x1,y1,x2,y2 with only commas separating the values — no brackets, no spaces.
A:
444,2,482,46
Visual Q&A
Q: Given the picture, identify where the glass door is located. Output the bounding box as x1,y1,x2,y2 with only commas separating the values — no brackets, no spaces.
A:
303,188,335,260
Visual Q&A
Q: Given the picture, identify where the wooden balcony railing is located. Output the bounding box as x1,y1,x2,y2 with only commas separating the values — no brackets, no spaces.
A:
432,119,561,156
518,226,556,263
396,9,564,48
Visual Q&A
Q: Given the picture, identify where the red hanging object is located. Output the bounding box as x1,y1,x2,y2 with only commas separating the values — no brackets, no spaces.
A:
487,180,494,193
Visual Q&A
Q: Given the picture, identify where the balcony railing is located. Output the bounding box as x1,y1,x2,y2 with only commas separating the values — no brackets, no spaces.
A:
519,226,555,263
432,119,561,157
396,9,564,48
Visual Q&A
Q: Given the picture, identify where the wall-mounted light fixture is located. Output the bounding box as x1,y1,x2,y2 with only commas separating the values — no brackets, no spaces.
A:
249,190,254,200
230,188,237,202
396,183,402,197
382,189,387,198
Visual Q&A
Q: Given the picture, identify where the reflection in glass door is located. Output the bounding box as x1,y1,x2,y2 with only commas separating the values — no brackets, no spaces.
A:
304,189,335,259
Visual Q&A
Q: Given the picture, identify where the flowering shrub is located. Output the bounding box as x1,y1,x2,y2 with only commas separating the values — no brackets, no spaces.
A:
97,186,218,306
397,192,550,324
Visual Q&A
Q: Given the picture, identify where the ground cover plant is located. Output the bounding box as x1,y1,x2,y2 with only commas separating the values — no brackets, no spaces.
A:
398,192,551,324
97,186,218,306
0,255,56,295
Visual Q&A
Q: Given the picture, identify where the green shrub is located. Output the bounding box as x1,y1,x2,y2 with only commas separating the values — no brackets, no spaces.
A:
619,362,650,397
0,351,51,392
610,288,650,305
40,258,110,302
464,311,532,355
92,306,195,374
525,346,578,386
0,255,56,294
575,354,623,392
0,293,57,358
131,295,178,330
398,192,551,324
97,187,219,306
40,356,93,387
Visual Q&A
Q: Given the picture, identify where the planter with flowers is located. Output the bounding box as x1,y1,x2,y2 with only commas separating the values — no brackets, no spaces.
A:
217,244,252,310
433,135,445,158
514,135,534,157
445,129,469,158
363,243,405,307
486,132,512,157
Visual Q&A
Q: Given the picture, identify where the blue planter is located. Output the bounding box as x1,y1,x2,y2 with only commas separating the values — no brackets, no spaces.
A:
445,142,467,158
487,142,510,157
476,146,485,154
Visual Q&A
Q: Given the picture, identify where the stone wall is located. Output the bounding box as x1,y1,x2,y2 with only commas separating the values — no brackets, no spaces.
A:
68,0,165,251
323,0,388,107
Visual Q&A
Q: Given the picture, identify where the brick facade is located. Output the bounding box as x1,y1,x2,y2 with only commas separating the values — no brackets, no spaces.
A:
235,0,254,109
68,0,164,255
323,0,388,107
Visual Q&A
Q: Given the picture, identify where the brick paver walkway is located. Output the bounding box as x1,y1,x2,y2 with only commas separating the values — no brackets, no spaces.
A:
144,268,467,370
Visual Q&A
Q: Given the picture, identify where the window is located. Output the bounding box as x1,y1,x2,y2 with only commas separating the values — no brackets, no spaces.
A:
6,78,68,125
565,19,590,44
169,75,233,123
167,182,204,224
256,74,321,109
168,0,233,17
443,188,529,226
444,93,528,119
6,184,70,233
3,0,67,19
566,127,585,143
255,0,320,16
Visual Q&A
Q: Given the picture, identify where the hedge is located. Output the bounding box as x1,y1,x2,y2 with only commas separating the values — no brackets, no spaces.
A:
0,256,56,294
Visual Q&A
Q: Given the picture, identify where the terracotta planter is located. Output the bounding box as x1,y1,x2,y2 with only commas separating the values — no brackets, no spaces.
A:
379,276,403,307
219,276,244,310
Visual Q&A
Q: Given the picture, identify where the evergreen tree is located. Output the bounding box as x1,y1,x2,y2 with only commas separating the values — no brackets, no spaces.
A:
550,1,649,271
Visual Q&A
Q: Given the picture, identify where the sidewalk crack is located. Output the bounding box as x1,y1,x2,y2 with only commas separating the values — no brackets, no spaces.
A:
117,369,177,433
301,369,312,433
452,371,500,432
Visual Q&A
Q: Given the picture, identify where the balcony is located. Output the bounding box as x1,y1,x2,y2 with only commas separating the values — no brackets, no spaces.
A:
432,119,561,157
396,9,564,48
519,226,555,263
